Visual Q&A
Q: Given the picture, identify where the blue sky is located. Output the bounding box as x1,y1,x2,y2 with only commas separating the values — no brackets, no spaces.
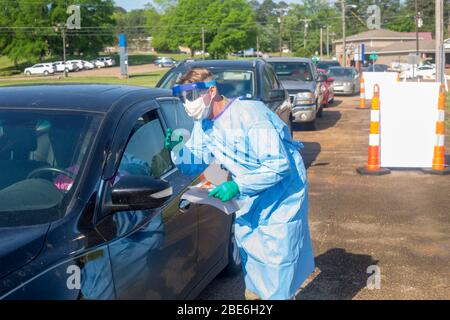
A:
115,0,303,12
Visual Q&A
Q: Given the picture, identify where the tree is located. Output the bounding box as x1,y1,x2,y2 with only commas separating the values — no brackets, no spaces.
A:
152,0,257,58
0,0,49,65
48,0,115,58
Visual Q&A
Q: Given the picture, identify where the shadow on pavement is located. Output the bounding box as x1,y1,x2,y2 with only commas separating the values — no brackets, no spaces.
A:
317,110,342,131
326,100,344,108
297,248,379,300
300,142,322,170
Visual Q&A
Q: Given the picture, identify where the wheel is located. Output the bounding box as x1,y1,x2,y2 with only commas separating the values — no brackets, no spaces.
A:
26,71,31,76
221,219,242,277
44,70,49,75
64,68,69,73
159,64,163,68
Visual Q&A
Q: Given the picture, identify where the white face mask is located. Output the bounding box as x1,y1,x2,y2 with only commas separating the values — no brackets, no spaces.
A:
184,95,213,121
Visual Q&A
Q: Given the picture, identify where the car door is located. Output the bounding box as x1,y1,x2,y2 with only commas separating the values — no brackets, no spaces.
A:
33,65,43,74
101,104,199,300
157,98,233,286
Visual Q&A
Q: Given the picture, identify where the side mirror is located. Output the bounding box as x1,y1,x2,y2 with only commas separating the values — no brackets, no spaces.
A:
317,73,328,82
268,89,285,101
108,175,173,213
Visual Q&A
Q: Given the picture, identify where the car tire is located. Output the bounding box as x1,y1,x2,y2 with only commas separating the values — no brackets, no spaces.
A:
221,219,242,277
25,71,31,76
44,70,49,75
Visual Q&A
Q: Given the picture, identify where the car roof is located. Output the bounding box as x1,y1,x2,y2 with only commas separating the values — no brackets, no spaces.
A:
265,57,312,63
0,84,172,114
181,59,263,69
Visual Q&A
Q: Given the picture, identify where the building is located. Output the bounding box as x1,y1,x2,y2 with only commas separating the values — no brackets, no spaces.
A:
333,29,448,67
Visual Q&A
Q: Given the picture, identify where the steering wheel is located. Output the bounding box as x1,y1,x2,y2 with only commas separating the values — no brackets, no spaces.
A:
27,167,76,180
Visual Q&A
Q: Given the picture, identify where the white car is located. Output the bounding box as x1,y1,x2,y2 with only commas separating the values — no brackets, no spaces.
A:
96,57,115,67
402,65,436,79
92,60,106,68
53,61,75,73
67,60,85,71
82,60,95,70
24,63,56,76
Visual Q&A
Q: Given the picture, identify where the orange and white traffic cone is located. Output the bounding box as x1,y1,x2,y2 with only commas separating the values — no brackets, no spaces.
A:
357,76,369,109
357,84,391,175
423,84,449,175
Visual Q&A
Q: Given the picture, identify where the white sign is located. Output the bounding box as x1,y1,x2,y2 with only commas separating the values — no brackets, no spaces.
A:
380,82,440,168
363,72,398,99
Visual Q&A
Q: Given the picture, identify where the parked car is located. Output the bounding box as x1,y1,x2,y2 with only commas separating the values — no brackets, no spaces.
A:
92,59,106,68
316,60,341,72
154,57,177,68
82,61,95,70
24,63,56,76
363,64,390,72
67,60,85,71
0,84,241,300
96,57,115,67
53,61,75,73
157,59,293,133
328,67,360,95
402,64,436,79
267,57,326,131
317,68,335,105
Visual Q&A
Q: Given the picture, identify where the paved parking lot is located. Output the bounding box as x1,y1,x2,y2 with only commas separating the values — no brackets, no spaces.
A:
199,95,450,300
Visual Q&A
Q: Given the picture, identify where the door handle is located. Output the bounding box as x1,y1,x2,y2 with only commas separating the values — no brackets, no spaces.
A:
179,199,191,213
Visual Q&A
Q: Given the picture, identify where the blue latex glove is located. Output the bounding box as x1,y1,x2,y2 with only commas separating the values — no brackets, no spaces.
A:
208,181,240,202
164,128,183,151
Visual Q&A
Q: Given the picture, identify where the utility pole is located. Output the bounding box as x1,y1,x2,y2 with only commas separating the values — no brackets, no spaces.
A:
300,19,311,50
278,15,283,56
320,27,323,57
436,0,445,84
342,0,347,67
326,25,330,57
201,27,205,60
414,0,421,73
54,23,68,78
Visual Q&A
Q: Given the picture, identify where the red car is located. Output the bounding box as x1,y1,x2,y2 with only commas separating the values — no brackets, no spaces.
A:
317,68,335,106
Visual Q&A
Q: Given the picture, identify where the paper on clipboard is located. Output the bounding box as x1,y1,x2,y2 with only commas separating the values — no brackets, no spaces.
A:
180,187,240,215
180,163,240,215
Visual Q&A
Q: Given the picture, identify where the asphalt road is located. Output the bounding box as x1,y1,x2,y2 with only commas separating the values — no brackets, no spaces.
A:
198,95,450,300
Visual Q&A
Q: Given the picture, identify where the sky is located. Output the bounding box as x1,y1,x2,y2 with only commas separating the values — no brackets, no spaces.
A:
114,0,304,12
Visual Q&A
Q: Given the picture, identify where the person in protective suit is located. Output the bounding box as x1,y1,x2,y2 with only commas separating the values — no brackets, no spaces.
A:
166,68,315,300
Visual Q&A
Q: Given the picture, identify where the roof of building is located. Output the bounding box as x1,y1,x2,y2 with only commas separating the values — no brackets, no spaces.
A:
333,29,430,44
378,40,437,54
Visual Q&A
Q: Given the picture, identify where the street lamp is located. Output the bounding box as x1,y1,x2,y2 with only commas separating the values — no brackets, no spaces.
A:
53,23,68,78
341,1,357,67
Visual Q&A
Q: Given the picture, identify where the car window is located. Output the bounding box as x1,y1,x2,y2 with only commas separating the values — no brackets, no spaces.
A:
0,111,100,227
35,65,42,68
119,110,172,179
158,99,193,132
270,62,314,82
212,70,254,99
158,70,186,90
267,67,281,90
262,67,273,99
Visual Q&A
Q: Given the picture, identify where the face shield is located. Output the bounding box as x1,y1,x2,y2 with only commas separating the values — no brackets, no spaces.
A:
172,81,216,104
172,81,217,120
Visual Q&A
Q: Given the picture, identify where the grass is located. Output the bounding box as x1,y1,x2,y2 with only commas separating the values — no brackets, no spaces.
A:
0,71,167,88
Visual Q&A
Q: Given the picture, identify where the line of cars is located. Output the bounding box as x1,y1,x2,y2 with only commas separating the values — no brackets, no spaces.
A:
24,57,116,76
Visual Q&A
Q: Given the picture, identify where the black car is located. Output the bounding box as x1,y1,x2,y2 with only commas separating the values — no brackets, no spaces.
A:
316,60,341,72
0,84,240,300
156,59,292,132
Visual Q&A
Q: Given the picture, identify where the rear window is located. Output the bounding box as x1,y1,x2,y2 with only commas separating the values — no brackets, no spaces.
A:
158,68,255,99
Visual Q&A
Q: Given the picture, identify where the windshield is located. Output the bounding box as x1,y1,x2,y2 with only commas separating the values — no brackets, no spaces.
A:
159,68,255,99
270,62,313,82
328,68,354,77
0,110,100,227
317,61,340,71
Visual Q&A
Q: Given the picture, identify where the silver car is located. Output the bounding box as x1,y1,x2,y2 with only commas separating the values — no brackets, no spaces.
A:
328,67,360,95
